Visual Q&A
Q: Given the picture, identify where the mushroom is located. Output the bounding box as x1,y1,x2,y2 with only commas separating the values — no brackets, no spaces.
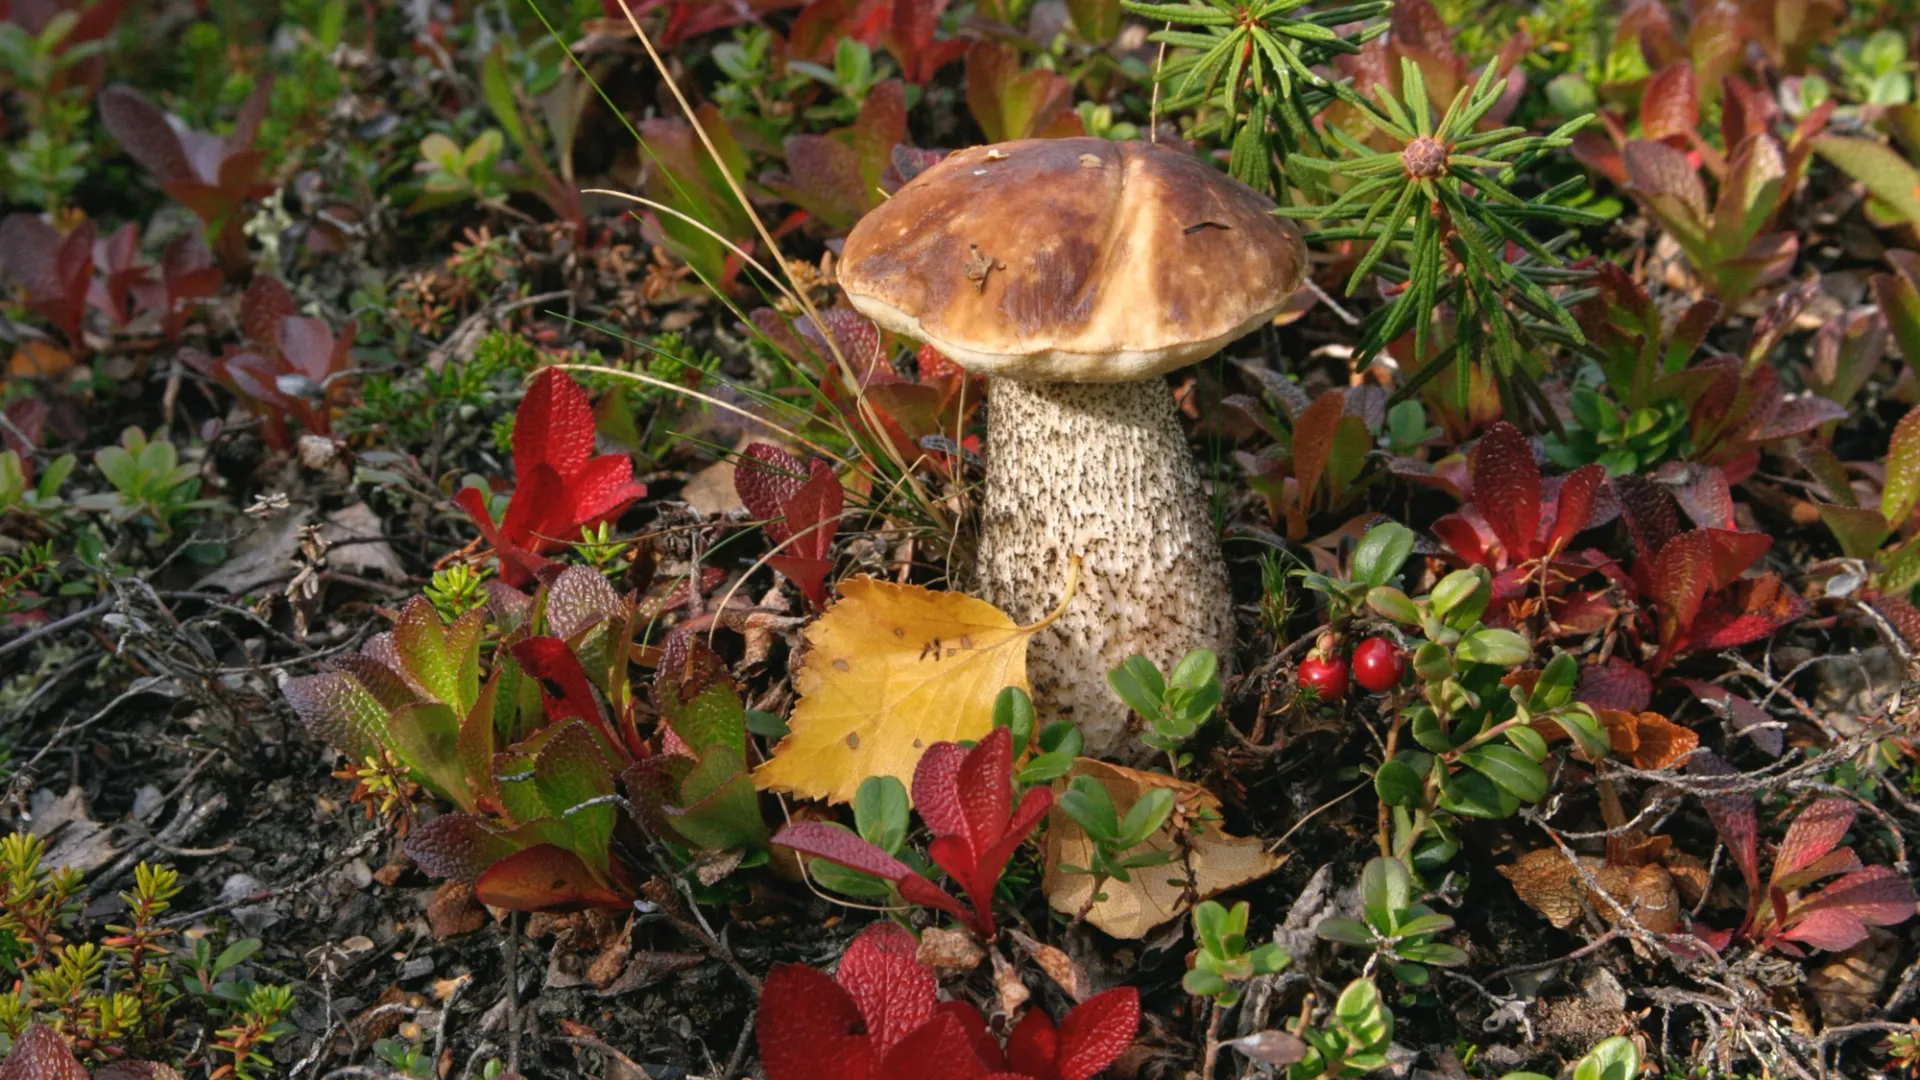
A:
838,137,1306,758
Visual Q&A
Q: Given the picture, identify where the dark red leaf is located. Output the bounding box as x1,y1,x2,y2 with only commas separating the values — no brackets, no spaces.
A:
242,276,297,348
99,84,194,183
1796,866,1917,927
1614,473,1683,559
1576,657,1652,713
0,1024,87,1080
1471,422,1543,563
406,812,523,882
1544,464,1606,553
1690,751,1760,905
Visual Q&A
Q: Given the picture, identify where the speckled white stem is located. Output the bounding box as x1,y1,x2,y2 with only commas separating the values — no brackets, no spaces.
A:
976,377,1234,760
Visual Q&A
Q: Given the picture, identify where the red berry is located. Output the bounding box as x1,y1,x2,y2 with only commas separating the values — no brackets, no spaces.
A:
1351,637,1405,693
1298,655,1349,701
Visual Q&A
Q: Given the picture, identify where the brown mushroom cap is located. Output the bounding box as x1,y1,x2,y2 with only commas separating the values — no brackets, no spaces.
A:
838,137,1308,381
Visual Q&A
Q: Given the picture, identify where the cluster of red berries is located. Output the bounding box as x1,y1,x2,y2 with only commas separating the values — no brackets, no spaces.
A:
1298,636,1404,700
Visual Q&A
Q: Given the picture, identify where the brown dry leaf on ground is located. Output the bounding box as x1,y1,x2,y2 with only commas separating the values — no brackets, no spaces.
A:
1043,759,1285,939
755,574,1067,804
1500,847,1687,934
1596,709,1701,769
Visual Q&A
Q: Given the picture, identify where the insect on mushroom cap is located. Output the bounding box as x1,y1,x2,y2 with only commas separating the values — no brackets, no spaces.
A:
838,137,1307,382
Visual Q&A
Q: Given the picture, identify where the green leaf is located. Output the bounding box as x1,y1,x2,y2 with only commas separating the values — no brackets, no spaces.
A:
1106,655,1167,723
1884,405,1920,527
1059,776,1121,841
1816,135,1920,228
1456,628,1533,667
1572,1036,1641,1080
1530,652,1579,711
668,748,768,853
1461,744,1550,803
1333,978,1391,1051
1435,768,1518,819
1360,855,1411,932
745,709,789,739
385,702,466,804
533,720,618,873
1393,912,1454,937
1315,917,1373,945
481,42,534,161
1352,523,1414,587
1505,724,1549,762
1116,786,1176,847
1374,758,1424,808
853,775,909,853
993,685,1037,755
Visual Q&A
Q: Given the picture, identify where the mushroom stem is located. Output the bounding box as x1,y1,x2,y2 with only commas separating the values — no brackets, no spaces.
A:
976,376,1233,760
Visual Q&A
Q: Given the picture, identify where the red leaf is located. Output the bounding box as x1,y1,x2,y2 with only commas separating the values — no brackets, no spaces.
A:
1470,422,1543,563
1576,657,1652,713
464,370,643,586
1289,390,1346,516
911,728,1050,938
1652,461,1733,531
1641,62,1699,143
0,1025,87,1080
1690,752,1760,904
774,822,972,926
936,1001,1004,1069
1778,905,1870,952
1700,528,1771,589
759,964,876,1080
518,367,596,482
1054,987,1141,1080
406,812,523,882
511,637,606,730
1615,473,1683,559
1651,530,1714,652
1796,866,1918,927
474,844,626,911
1544,464,1606,553
1006,1008,1059,1077
242,275,297,348
837,924,936,1056
1772,799,1854,886
876,1011,995,1080
99,84,194,184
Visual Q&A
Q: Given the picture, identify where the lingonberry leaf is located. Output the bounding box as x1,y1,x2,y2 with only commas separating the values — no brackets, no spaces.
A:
0,1024,87,1080
458,368,645,587
913,727,1053,938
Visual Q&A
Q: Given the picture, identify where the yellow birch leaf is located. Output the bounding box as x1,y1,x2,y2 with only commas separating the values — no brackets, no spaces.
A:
753,569,1072,805
1043,759,1286,939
